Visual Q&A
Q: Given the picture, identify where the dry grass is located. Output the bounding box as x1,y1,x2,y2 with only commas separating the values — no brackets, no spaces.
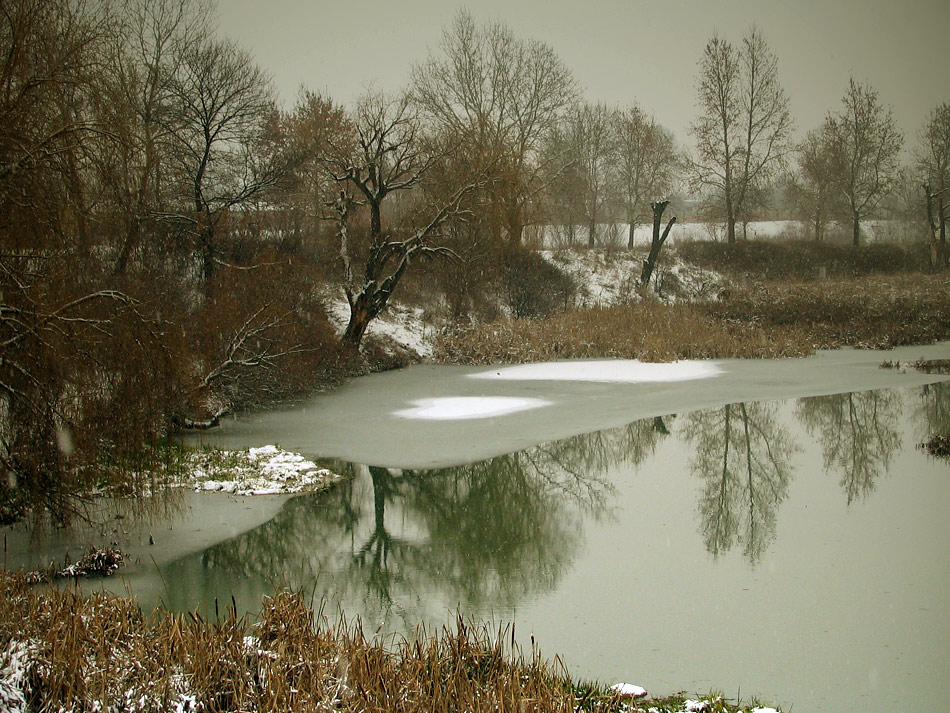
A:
675,239,931,280
0,572,781,713
435,274,950,365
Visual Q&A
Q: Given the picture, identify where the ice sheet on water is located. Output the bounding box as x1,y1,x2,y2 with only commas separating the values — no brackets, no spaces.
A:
470,359,722,383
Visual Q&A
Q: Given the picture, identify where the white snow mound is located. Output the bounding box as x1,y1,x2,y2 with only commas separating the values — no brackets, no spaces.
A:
394,396,552,420
470,359,722,383
610,682,647,697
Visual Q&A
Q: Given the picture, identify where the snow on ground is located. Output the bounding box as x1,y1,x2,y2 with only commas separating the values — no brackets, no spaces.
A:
322,289,435,358
181,444,343,495
610,682,647,698
540,219,917,247
542,248,725,307
470,359,722,383
394,396,552,420
0,641,31,713
542,249,643,306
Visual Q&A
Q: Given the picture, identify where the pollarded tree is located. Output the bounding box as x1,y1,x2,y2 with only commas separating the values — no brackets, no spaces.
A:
614,105,677,249
411,10,576,246
823,78,903,246
689,28,792,243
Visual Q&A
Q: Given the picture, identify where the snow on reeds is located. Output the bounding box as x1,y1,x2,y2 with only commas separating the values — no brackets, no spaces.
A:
0,573,783,713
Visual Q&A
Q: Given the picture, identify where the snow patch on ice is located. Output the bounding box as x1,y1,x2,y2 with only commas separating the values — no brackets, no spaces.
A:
470,359,722,383
394,396,552,420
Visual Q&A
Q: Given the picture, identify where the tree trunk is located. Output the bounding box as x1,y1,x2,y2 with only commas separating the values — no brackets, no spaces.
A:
505,200,523,247
640,200,676,287
199,220,216,289
726,213,737,244
924,184,944,271
852,213,861,247
587,217,596,248
343,296,373,349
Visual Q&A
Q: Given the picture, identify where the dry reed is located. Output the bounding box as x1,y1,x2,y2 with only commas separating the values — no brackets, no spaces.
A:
435,274,950,365
0,572,779,712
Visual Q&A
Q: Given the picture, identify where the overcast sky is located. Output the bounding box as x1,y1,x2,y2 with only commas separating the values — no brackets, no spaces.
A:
217,0,948,149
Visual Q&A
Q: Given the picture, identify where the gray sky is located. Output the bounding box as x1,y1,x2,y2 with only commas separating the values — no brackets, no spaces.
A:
218,0,948,149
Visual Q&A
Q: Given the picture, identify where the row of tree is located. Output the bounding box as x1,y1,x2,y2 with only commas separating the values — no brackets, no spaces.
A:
0,0,946,523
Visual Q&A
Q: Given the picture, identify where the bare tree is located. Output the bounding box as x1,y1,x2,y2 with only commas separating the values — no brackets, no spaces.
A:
823,78,903,246
689,28,792,243
411,10,576,246
918,102,950,266
615,105,678,249
163,36,282,288
562,102,617,248
793,125,839,241
103,0,211,275
539,121,586,246
324,92,484,349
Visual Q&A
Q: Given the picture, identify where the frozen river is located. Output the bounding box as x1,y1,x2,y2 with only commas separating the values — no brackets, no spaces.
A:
6,343,950,712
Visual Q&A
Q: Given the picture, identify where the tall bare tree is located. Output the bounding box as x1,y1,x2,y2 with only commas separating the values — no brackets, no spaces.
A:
689,28,792,243
163,36,281,288
793,125,839,241
563,102,617,248
104,0,211,275
0,0,181,523
823,78,903,246
411,10,576,246
917,102,950,265
324,92,484,348
614,105,677,249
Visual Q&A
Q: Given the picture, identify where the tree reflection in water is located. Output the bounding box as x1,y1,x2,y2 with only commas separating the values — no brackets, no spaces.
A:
161,417,669,626
154,386,928,618
681,402,799,564
796,390,901,504
913,381,950,440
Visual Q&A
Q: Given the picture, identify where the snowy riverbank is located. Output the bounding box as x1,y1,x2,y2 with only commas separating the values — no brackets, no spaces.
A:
178,444,343,495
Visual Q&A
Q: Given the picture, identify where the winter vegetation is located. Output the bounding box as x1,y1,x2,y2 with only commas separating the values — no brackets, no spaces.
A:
1,0,947,524
1,0,948,708
0,573,789,713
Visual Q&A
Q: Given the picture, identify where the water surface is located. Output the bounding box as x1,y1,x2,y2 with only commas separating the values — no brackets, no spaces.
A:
6,346,950,713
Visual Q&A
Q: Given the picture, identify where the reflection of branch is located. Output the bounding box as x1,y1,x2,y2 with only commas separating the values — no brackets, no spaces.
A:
684,402,797,564
796,391,901,505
